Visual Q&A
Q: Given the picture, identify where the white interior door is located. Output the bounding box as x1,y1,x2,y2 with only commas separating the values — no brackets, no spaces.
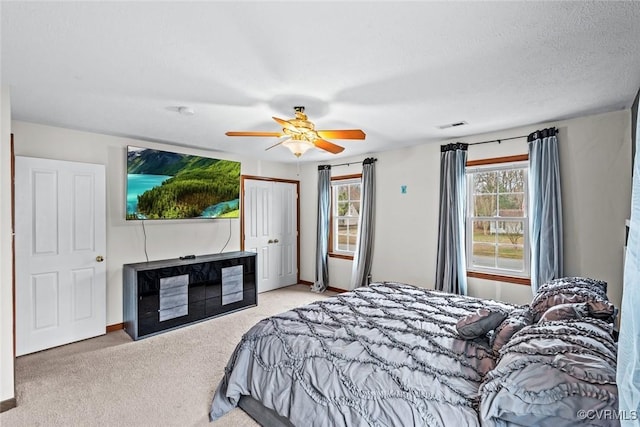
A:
244,179,298,293
273,181,298,288
15,156,106,356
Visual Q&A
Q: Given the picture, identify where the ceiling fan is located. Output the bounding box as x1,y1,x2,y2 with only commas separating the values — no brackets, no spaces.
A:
225,106,366,157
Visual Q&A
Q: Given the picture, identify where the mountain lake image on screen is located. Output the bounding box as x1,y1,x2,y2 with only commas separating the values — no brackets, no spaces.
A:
126,146,241,220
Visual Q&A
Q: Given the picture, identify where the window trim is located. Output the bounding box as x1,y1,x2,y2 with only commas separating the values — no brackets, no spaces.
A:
329,174,362,260
467,271,531,286
467,154,529,167
465,155,531,285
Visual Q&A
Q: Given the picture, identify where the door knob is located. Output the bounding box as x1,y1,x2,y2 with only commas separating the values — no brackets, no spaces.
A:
96,255,105,262
268,239,274,244
274,239,279,243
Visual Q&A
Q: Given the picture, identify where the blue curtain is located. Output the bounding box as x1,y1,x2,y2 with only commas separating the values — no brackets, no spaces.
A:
618,117,640,423
351,158,376,288
528,127,563,292
311,165,331,293
435,143,468,295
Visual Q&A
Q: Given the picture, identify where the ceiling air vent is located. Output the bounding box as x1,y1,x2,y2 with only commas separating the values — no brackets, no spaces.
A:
438,121,468,130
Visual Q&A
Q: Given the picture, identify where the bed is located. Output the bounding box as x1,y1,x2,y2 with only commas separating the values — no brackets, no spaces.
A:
209,279,619,426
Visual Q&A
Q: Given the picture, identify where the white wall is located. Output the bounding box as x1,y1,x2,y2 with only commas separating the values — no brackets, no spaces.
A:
0,88,15,403
11,121,300,326
6,107,632,347
557,110,631,310
299,109,632,310
299,144,442,290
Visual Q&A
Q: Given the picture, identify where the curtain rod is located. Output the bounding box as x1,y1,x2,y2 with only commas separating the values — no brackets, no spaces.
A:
467,127,557,146
467,134,528,146
330,161,358,167
329,158,377,167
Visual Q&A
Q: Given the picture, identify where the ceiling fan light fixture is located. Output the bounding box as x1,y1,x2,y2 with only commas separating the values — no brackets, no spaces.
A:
225,105,365,157
282,136,314,158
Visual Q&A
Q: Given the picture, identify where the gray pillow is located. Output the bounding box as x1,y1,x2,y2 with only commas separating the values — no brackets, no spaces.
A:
538,302,588,322
586,300,618,323
537,277,608,295
530,277,610,321
538,300,618,324
490,307,533,354
456,308,508,340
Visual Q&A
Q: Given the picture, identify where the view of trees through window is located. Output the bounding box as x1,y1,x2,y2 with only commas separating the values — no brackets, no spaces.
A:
333,180,361,254
468,165,528,274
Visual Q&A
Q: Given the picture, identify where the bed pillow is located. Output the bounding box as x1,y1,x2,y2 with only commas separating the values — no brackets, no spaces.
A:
530,277,609,321
538,300,618,324
456,308,508,340
586,300,618,323
490,307,534,355
537,276,608,296
538,302,588,322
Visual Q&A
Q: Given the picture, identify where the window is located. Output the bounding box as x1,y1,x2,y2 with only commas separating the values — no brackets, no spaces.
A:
330,175,361,258
466,159,530,279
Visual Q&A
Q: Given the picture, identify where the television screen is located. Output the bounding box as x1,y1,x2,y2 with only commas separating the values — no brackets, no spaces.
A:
126,146,241,220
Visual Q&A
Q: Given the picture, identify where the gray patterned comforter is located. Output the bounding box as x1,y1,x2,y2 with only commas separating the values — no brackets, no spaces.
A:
210,282,516,426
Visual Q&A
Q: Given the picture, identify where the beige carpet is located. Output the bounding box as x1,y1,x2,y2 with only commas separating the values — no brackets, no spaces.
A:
1,284,335,427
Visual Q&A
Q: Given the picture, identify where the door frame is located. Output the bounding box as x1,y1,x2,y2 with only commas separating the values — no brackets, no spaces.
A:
7,134,16,411
240,175,300,285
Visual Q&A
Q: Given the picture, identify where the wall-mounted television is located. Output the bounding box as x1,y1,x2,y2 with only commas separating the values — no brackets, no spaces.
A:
126,146,241,220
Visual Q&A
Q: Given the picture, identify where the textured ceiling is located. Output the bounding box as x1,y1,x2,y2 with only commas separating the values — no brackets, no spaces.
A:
2,1,640,163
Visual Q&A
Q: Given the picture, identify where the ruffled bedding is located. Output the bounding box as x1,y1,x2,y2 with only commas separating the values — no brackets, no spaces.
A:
210,282,516,427
479,276,621,427
480,317,619,427
209,278,620,427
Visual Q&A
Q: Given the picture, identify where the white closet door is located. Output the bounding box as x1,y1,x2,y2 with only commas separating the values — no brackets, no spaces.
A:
244,179,298,293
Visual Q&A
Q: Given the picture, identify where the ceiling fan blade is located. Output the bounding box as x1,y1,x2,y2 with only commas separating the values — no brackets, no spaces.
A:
316,129,366,140
272,116,299,133
265,138,290,151
225,131,283,137
314,138,345,154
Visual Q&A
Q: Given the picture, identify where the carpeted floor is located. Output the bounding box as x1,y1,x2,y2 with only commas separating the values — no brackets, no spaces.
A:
0,284,335,427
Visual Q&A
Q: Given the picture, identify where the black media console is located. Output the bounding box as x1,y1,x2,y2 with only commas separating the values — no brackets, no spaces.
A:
123,251,257,340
